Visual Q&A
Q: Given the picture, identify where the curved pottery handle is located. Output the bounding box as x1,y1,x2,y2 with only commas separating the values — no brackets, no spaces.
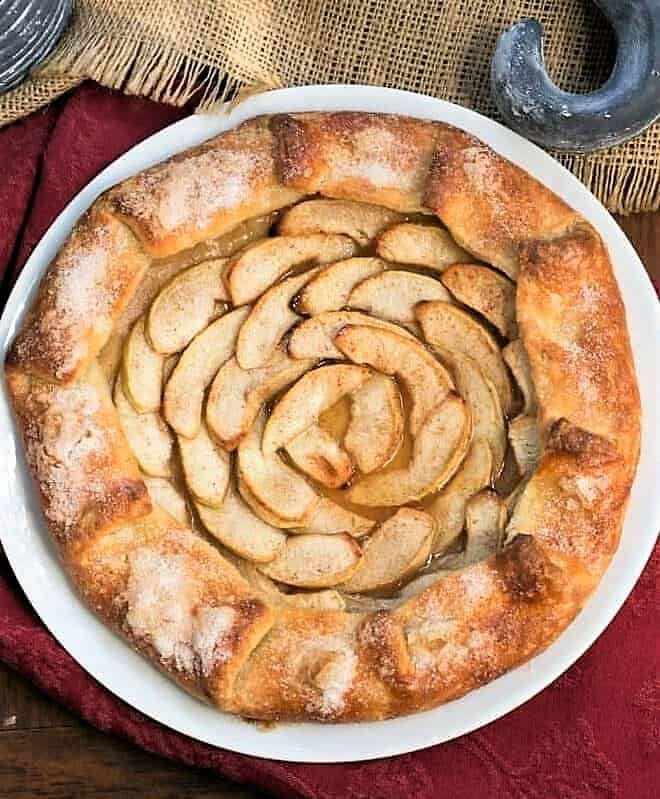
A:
491,0,660,152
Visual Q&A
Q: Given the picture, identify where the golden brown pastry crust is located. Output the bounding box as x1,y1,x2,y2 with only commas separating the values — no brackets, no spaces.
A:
7,206,150,384
423,126,579,279
6,361,150,554
107,117,302,258
5,112,640,722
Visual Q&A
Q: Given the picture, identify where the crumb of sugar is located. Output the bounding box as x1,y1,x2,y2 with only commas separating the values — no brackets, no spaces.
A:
314,649,358,716
193,606,237,676
124,548,239,677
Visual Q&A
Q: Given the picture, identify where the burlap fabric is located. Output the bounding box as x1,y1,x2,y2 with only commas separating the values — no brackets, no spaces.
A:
1,0,658,214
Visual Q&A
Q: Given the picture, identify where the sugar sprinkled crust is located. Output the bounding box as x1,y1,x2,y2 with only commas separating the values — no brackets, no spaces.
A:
8,206,150,384
5,112,640,722
107,117,302,258
6,362,150,553
423,127,578,279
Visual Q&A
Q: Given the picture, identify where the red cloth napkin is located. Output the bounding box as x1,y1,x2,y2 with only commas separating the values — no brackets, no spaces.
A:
0,82,658,799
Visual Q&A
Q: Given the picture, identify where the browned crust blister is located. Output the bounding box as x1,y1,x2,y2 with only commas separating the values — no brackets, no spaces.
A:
4,112,640,722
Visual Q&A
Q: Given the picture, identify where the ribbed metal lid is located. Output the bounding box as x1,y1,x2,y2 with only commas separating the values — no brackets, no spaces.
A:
0,0,72,94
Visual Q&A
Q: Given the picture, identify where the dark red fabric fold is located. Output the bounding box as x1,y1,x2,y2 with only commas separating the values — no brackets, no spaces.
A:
0,82,658,799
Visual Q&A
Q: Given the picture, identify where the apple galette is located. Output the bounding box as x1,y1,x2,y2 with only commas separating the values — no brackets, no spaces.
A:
5,112,640,721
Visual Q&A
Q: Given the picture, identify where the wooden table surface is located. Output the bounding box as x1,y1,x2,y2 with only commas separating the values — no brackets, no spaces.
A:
1,213,658,798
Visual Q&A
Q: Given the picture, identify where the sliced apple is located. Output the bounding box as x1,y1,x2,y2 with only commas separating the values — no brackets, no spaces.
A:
429,438,493,555
227,234,357,305
417,301,513,414
259,533,362,588
277,199,402,246
340,508,434,593
286,590,346,610
206,349,314,450
178,421,230,507
237,562,346,609
121,315,164,413
237,411,320,527
299,497,375,537
334,324,454,436
503,339,537,416
146,258,228,354
396,569,452,602
449,355,505,477
504,477,529,522
508,415,541,476
114,378,172,477
347,270,451,327
347,393,471,506
163,306,249,438
288,310,417,361
144,477,189,526
235,268,319,370
286,425,353,488
376,223,470,271
196,479,286,563
296,257,386,315
163,355,178,383
344,374,403,473
441,263,517,339
262,364,372,455
463,490,506,563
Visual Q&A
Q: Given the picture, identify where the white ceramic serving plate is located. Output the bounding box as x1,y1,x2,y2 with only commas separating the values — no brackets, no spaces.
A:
1,85,658,763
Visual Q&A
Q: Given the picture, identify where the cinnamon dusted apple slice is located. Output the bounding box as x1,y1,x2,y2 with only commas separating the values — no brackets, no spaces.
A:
227,234,357,305
286,425,353,488
262,363,372,455
259,533,362,588
297,257,386,315
347,393,471,506
236,268,319,369
503,478,530,522
376,223,470,271
340,508,434,593
121,315,164,413
347,270,451,328
178,422,230,507
146,258,228,353
287,590,346,610
196,479,286,563
437,490,506,570
429,438,493,555
144,477,189,526
417,301,513,414
508,415,541,476
441,263,517,339
288,310,417,361
238,562,346,609
277,199,403,246
237,411,320,527
114,378,173,477
463,490,506,563
206,349,314,450
299,498,375,537
162,355,178,383
344,374,403,473
449,355,505,476
163,306,249,438
502,339,537,415
334,324,454,436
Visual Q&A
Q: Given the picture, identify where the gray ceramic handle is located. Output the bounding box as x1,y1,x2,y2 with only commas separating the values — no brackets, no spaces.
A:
491,0,660,152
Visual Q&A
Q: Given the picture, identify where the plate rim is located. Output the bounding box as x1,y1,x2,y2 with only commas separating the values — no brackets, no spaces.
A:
0,84,658,763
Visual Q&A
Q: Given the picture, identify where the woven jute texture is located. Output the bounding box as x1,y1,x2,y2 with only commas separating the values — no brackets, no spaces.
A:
1,0,658,214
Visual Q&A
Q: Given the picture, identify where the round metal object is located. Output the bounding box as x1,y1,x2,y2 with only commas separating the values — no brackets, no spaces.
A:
0,0,72,94
491,0,660,152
